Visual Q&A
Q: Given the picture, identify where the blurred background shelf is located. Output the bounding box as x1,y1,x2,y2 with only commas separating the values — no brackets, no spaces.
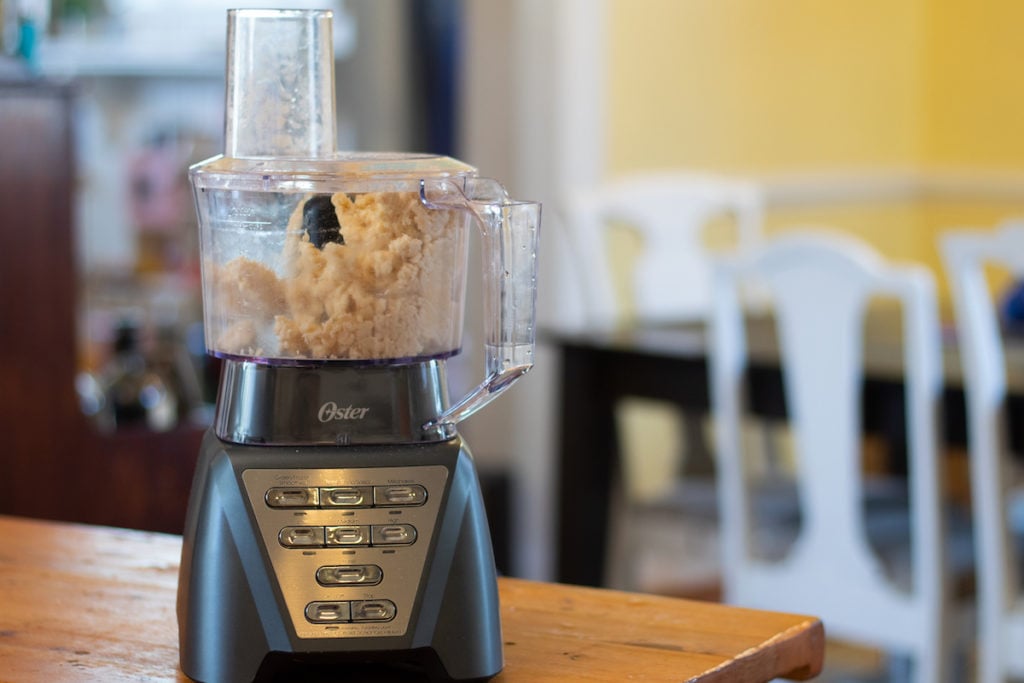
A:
35,0,355,79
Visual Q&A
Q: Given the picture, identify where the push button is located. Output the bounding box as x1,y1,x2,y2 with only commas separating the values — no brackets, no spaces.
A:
371,524,417,546
373,484,427,506
305,601,351,623
351,599,396,622
316,564,383,586
325,525,370,546
320,486,373,508
279,526,325,548
266,487,319,508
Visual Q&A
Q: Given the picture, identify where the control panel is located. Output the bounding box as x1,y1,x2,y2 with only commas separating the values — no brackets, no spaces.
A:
242,466,449,640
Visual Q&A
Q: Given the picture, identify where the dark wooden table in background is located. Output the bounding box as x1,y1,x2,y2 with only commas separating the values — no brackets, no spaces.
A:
550,316,1024,587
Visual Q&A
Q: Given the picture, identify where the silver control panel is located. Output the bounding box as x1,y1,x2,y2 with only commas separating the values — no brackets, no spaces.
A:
242,466,449,640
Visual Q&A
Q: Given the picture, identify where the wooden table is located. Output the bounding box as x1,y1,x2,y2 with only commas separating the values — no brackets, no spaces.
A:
550,314,1024,587
0,515,824,682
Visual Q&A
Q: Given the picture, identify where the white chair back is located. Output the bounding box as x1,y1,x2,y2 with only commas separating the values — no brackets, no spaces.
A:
563,172,762,328
710,231,948,683
942,222,1024,683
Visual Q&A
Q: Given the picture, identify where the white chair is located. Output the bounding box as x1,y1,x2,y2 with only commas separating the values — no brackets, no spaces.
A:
562,171,763,328
709,231,950,682
557,172,764,593
943,222,1024,683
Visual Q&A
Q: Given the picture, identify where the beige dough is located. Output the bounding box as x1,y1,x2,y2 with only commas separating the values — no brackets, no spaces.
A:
210,191,463,360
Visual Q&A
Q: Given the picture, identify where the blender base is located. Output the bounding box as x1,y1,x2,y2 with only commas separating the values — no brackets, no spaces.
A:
251,649,496,682
177,430,503,683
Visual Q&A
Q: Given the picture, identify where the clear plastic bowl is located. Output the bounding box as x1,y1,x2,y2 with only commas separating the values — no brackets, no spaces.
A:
191,153,477,364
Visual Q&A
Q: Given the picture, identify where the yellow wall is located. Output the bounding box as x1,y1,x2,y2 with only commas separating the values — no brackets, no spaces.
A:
607,0,926,172
919,2,1024,294
604,0,1024,299
925,2,1024,167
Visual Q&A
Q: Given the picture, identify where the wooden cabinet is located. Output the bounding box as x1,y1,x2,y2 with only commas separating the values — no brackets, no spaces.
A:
0,79,203,534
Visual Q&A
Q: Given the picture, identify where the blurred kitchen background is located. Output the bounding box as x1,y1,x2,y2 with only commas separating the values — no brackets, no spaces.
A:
4,0,1024,592
4,0,455,430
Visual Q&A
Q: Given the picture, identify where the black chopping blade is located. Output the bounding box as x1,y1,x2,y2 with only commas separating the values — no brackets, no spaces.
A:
303,194,343,249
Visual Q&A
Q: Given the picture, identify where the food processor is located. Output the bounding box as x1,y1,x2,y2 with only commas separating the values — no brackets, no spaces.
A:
176,9,539,683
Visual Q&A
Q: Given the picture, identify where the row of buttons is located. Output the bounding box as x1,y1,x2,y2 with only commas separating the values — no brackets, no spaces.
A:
305,599,397,624
279,524,417,548
266,485,427,509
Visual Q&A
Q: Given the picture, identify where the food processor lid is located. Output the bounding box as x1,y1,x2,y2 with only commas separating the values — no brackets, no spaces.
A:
190,152,479,192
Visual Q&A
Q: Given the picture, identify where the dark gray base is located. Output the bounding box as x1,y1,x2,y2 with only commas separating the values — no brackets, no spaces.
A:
177,430,503,683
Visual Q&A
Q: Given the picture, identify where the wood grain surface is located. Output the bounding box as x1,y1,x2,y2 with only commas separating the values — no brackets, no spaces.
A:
0,515,823,682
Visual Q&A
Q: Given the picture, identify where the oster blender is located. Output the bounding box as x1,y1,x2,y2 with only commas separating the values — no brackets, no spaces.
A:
176,9,539,683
